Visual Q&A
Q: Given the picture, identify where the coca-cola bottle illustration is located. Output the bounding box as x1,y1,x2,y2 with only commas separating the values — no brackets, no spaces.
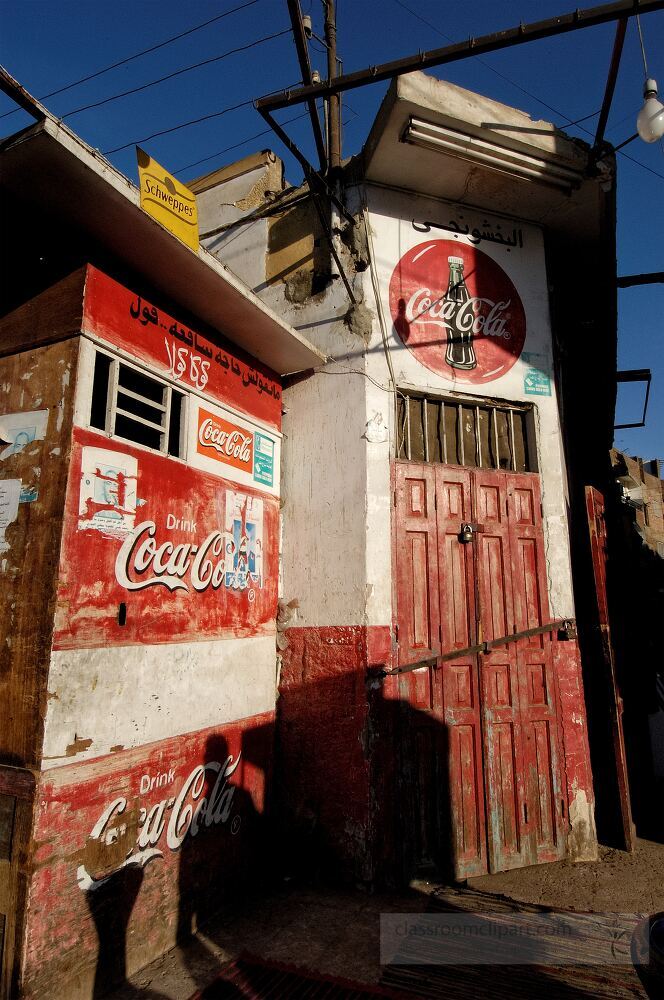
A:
444,256,477,370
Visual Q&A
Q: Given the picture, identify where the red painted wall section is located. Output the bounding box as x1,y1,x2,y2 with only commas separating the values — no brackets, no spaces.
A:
82,266,281,431
22,712,273,999
53,427,279,648
277,625,392,884
553,638,597,857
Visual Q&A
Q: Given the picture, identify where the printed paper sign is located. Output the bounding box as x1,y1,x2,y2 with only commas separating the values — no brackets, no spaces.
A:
0,410,48,460
522,351,552,396
524,369,552,396
253,433,274,488
78,447,140,537
197,408,254,477
0,479,21,553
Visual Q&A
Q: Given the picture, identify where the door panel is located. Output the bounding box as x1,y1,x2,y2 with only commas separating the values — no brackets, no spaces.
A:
507,474,565,863
394,461,566,878
435,466,486,876
474,470,529,871
395,466,440,673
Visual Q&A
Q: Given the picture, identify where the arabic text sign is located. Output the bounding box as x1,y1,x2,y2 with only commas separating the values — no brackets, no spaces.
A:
412,215,525,251
83,266,281,430
137,147,199,251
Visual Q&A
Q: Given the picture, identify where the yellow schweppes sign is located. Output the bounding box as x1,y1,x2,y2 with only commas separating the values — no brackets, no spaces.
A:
137,147,199,251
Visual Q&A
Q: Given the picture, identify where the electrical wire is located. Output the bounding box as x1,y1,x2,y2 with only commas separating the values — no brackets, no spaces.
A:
0,0,263,120
173,111,309,175
390,0,664,183
103,99,255,154
636,14,650,77
390,0,593,129
62,28,291,119
104,77,310,157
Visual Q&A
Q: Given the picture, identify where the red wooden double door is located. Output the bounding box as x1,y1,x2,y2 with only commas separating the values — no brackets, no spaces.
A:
394,462,566,878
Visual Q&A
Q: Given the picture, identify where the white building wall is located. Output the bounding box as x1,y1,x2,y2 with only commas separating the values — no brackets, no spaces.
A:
364,184,575,618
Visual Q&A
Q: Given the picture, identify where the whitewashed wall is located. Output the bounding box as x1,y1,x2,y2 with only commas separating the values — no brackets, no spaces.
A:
365,185,575,618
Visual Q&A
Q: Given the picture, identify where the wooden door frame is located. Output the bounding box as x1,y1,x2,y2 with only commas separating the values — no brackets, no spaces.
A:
585,485,635,851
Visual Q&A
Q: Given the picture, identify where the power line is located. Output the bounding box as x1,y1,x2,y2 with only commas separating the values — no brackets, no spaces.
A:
390,0,596,130
174,105,360,177
0,0,262,121
63,28,291,119
390,0,664,182
103,75,307,156
173,111,310,174
103,99,255,155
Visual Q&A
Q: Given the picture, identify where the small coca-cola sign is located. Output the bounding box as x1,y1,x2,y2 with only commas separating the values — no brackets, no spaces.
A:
389,240,526,384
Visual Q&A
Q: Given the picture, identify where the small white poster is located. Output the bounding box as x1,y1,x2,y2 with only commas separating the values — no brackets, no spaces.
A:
0,479,21,553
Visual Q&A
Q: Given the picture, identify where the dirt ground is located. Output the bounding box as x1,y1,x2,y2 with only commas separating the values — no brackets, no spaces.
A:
467,839,664,914
108,838,664,999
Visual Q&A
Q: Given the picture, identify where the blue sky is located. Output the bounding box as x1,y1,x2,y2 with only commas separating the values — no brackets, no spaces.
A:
1,1,662,460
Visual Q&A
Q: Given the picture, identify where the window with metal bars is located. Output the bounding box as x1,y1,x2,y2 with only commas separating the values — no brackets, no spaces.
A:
396,392,536,473
90,350,186,458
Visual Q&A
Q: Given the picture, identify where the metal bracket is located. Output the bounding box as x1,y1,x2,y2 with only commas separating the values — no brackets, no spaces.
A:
368,654,438,680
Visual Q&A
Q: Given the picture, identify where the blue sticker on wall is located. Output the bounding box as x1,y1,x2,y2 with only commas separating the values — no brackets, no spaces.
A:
19,485,39,503
522,352,552,396
253,432,274,487
524,369,552,396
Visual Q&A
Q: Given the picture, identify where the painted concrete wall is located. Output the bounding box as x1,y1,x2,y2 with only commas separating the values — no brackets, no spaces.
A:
23,712,272,1000
43,635,277,765
13,266,284,997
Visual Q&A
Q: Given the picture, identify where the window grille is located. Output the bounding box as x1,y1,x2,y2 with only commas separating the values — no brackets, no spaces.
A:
396,392,536,473
90,351,186,458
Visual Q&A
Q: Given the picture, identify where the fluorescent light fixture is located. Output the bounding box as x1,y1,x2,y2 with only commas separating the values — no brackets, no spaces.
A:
402,117,584,191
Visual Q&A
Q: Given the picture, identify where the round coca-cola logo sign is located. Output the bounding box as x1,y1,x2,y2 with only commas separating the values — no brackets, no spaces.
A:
389,240,526,384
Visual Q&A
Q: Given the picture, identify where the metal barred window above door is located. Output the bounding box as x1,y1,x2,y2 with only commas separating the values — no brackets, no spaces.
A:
396,392,537,473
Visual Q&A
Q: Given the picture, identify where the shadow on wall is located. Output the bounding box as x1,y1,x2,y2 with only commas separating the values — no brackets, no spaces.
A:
83,664,633,1000
82,663,464,996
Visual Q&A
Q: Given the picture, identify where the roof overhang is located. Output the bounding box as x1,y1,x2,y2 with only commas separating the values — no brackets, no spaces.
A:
361,73,614,241
0,117,325,375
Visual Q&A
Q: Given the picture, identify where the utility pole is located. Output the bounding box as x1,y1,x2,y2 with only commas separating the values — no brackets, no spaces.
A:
286,0,327,172
323,0,341,172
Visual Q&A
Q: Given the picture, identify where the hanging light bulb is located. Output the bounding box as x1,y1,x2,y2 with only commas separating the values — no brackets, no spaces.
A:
636,79,664,143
